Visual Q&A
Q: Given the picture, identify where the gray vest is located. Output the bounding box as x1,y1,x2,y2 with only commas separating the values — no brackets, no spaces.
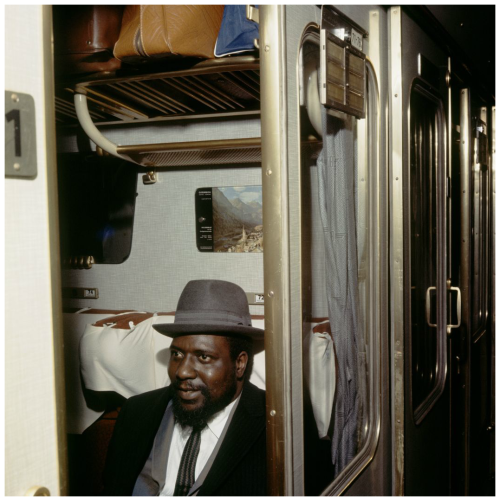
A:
132,399,240,496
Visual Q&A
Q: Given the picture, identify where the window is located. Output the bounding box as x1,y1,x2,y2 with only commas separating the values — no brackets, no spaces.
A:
409,82,447,420
300,36,380,493
57,154,138,265
471,119,489,337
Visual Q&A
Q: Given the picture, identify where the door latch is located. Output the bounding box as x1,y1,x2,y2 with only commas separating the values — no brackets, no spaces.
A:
142,170,157,185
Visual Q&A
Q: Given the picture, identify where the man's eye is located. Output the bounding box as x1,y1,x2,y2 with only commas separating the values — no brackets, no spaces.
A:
171,350,182,359
199,354,211,362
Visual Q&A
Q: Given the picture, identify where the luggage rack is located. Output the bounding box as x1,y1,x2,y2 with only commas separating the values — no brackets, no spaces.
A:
55,56,261,127
59,54,321,167
57,56,266,167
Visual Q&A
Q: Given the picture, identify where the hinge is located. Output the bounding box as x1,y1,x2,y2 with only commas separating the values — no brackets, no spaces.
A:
246,5,259,24
64,256,95,270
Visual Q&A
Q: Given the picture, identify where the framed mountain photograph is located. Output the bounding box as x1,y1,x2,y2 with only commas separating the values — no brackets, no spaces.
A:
195,186,263,253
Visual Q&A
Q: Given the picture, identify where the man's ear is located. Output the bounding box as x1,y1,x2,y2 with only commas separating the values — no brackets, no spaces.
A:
235,351,249,379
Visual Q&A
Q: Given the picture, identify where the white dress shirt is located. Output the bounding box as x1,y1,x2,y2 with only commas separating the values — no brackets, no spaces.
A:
160,396,240,496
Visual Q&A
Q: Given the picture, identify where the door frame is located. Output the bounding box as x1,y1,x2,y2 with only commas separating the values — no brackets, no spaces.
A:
5,5,67,495
388,6,405,495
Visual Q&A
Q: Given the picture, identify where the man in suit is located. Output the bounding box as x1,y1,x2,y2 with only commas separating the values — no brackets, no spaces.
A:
103,279,266,496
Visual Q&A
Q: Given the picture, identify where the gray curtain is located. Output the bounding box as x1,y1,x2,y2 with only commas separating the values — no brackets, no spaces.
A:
316,108,363,476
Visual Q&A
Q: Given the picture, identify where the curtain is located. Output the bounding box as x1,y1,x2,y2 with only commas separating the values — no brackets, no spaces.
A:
316,108,364,476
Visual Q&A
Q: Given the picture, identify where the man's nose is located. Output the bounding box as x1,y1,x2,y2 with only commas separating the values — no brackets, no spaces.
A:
176,356,196,380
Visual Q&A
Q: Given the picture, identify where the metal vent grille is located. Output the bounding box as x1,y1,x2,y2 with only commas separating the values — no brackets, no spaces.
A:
117,138,262,167
113,138,320,168
126,147,262,168
56,56,261,126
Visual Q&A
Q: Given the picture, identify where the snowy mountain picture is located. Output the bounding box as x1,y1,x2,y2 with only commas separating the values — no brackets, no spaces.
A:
212,186,263,253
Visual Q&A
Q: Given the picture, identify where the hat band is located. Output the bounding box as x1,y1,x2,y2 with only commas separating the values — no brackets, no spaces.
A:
174,309,251,327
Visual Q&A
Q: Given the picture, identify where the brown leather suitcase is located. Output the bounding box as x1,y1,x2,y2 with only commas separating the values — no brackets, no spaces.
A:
53,5,125,75
113,5,224,62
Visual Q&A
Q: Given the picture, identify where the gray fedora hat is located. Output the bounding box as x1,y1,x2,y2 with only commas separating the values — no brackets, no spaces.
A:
153,279,265,340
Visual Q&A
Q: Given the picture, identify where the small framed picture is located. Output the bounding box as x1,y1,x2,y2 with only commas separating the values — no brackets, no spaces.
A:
195,186,263,253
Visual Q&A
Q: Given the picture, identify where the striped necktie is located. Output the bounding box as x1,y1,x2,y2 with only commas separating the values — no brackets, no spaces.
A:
173,426,204,496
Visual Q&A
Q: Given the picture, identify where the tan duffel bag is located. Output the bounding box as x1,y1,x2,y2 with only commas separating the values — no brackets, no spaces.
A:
113,5,224,62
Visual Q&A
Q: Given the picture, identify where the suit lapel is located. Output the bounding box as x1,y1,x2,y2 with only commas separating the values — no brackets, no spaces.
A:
151,403,175,490
132,387,173,477
198,382,265,495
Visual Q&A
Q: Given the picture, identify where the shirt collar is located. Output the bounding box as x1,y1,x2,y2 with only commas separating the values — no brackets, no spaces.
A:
173,393,242,439
205,394,240,439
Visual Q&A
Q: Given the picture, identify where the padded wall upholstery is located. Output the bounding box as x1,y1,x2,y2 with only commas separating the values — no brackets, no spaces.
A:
56,116,261,153
59,115,264,313
61,164,264,314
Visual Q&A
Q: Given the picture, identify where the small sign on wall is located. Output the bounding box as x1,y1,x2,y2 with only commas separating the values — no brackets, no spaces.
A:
246,293,265,306
5,91,37,179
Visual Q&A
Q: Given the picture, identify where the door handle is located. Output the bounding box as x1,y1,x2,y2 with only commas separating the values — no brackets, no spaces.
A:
447,284,462,334
425,286,437,328
425,285,462,332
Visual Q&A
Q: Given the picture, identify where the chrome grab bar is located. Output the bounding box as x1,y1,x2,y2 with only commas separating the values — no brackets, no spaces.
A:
425,286,437,328
74,94,128,161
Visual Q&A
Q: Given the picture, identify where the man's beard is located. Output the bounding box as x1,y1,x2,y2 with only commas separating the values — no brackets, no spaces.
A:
171,373,238,429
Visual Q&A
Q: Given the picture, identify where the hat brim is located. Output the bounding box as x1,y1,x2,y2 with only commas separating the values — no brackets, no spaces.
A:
152,322,265,340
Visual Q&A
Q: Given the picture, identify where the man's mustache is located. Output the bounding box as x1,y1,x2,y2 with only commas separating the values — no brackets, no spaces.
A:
173,380,206,392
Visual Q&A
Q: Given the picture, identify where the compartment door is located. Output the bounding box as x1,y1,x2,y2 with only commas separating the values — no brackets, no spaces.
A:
5,5,66,495
404,78,450,495
390,7,453,495
459,92,495,494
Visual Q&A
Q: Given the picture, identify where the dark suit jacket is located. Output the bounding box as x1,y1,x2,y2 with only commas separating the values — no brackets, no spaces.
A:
103,380,267,496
